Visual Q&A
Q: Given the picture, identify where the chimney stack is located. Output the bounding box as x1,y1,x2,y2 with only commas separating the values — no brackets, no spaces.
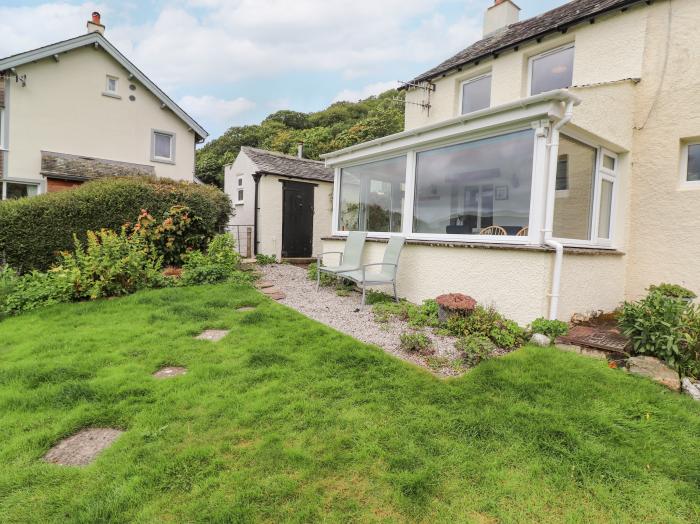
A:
87,12,105,35
483,0,520,37
297,143,304,159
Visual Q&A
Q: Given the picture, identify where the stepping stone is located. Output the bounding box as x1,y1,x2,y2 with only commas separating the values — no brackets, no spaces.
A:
256,281,274,289
153,366,187,379
44,428,123,466
262,289,286,300
195,329,230,342
236,306,256,312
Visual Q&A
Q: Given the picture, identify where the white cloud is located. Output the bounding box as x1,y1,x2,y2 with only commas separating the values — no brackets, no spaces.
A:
179,95,256,128
333,80,399,103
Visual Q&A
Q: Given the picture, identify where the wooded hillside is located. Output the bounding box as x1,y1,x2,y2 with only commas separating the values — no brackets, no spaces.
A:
195,89,405,187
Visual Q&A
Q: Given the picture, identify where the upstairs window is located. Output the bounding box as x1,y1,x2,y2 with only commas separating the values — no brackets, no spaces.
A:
461,74,491,114
530,45,574,95
237,176,244,203
103,75,120,98
151,130,175,163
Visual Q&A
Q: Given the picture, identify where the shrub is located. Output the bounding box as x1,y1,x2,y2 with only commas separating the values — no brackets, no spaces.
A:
619,291,699,375
399,332,432,354
181,234,249,286
372,299,439,328
446,305,526,350
58,228,164,300
648,283,697,300
0,265,18,315
1,269,74,315
455,335,496,366
0,176,231,272
255,254,278,265
130,205,211,266
529,317,569,340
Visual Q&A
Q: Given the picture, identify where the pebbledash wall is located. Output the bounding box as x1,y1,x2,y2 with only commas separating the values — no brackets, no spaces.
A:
324,0,700,323
6,45,196,186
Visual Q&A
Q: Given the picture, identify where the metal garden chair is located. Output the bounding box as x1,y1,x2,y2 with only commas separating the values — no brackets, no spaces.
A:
337,236,405,305
316,231,367,291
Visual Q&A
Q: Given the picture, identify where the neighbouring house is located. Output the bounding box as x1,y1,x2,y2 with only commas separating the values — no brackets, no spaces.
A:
321,0,700,324
224,146,333,259
0,12,207,200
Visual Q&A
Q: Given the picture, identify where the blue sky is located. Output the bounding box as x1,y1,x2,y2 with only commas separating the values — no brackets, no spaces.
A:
0,0,567,140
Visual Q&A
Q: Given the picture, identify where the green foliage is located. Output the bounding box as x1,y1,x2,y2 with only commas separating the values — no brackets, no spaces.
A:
307,262,336,287
181,234,248,286
255,254,278,265
1,269,74,315
195,89,405,187
131,205,210,266
446,305,526,350
399,332,432,354
455,335,496,367
58,228,164,300
648,283,697,300
0,265,18,316
0,177,231,272
365,290,395,305
529,317,569,340
372,299,439,328
619,290,700,377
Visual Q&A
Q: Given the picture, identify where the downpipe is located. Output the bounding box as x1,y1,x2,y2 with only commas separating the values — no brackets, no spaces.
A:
543,100,575,320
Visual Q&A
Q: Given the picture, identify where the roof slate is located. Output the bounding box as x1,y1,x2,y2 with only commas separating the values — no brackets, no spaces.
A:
410,0,642,84
40,151,155,181
242,147,334,182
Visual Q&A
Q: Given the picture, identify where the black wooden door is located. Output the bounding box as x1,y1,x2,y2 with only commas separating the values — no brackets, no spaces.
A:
282,181,314,258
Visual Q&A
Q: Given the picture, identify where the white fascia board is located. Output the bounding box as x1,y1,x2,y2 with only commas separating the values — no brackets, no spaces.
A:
0,33,208,141
322,90,581,166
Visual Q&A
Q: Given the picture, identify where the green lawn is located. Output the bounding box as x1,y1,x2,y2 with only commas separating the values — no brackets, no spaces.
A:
0,283,699,523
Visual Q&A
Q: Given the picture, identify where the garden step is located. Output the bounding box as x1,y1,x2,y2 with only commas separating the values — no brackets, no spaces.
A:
236,306,256,312
626,356,680,391
44,428,124,466
256,281,274,289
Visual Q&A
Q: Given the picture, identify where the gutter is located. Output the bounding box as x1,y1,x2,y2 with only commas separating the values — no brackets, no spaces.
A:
543,99,575,320
321,90,580,162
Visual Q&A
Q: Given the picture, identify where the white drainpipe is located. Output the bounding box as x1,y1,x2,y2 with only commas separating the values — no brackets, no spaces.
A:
543,100,575,320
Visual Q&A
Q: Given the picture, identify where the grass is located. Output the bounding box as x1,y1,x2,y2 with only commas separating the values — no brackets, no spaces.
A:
0,283,699,522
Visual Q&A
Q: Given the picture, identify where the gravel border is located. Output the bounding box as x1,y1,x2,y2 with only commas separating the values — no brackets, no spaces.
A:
259,264,468,376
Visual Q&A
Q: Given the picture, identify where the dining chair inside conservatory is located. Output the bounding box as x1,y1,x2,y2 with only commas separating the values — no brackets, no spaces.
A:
516,226,529,237
480,225,508,236
315,231,367,291
337,236,405,306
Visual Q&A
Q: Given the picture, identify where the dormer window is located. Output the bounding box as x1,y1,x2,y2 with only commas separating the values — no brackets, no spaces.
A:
460,74,491,114
530,45,574,95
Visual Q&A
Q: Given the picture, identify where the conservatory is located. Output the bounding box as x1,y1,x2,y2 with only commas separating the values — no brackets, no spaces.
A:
320,90,626,324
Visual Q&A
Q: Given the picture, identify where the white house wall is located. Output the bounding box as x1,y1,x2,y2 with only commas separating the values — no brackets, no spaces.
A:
7,45,195,183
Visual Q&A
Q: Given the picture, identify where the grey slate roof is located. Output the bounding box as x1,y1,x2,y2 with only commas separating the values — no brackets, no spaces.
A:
242,147,334,182
410,0,643,84
40,151,155,181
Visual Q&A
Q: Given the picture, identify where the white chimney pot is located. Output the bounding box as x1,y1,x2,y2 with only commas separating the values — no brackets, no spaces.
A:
483,0,520,37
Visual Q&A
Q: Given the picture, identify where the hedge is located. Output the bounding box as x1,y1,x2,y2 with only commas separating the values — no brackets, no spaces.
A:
0,177,232,272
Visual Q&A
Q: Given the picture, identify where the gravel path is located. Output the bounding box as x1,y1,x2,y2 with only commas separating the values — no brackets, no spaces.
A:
259,264,464,376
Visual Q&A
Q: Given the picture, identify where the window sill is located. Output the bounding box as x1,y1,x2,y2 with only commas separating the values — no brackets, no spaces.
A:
102,92,121,99
679,181,700,191
235,201,244,206
151,157,175,165
321,235,624,256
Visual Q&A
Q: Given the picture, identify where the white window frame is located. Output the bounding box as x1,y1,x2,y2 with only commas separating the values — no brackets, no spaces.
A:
1,179,41,200
332,123,545,246
103,75,121,99
0,108,6,151
527,43,575,96
151,130,176,164
550,132,618,248
680,142,700,189
236,176,244,204
459,73,492,116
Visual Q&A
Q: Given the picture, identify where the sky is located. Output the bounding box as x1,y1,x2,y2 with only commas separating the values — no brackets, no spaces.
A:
0,0,567,140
